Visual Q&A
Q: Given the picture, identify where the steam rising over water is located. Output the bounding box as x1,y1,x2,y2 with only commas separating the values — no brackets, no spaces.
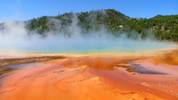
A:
0,21,177,53
0,35,176,53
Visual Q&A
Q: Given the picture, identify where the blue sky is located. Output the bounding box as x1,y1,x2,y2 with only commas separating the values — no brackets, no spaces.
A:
0,0,178,22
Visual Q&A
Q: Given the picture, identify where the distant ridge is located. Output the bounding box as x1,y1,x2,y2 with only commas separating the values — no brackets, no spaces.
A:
2,9,178,41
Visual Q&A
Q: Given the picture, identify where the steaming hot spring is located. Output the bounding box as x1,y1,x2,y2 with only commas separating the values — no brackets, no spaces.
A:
0,28,178,100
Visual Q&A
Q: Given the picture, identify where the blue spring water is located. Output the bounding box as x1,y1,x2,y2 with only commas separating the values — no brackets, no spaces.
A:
0,34,177,53
17,37,177,53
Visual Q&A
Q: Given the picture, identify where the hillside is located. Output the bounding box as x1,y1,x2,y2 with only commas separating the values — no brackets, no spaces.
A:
25,9,178,41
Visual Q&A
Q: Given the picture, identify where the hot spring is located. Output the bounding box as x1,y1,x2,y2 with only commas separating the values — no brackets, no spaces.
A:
0,35,177,54
0,21,177,54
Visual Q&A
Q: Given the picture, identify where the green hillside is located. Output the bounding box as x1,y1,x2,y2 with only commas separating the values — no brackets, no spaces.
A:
26,9,178,41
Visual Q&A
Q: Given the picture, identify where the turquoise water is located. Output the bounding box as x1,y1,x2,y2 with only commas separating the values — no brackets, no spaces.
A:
16,37,177,53
0,35,177,53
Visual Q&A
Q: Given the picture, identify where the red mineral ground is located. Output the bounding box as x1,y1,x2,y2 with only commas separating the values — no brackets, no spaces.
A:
0,50,178,100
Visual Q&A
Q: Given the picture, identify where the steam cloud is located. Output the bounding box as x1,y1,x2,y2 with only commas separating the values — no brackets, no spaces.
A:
0,16,176,53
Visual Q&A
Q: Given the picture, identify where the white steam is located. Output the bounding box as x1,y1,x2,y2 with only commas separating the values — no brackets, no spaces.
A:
0,18,177,53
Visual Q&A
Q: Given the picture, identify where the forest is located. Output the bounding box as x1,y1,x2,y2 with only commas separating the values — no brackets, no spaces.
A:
26,9,178,41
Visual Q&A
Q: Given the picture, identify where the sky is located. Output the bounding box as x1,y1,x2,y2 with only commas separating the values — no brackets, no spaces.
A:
0,0,178,22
